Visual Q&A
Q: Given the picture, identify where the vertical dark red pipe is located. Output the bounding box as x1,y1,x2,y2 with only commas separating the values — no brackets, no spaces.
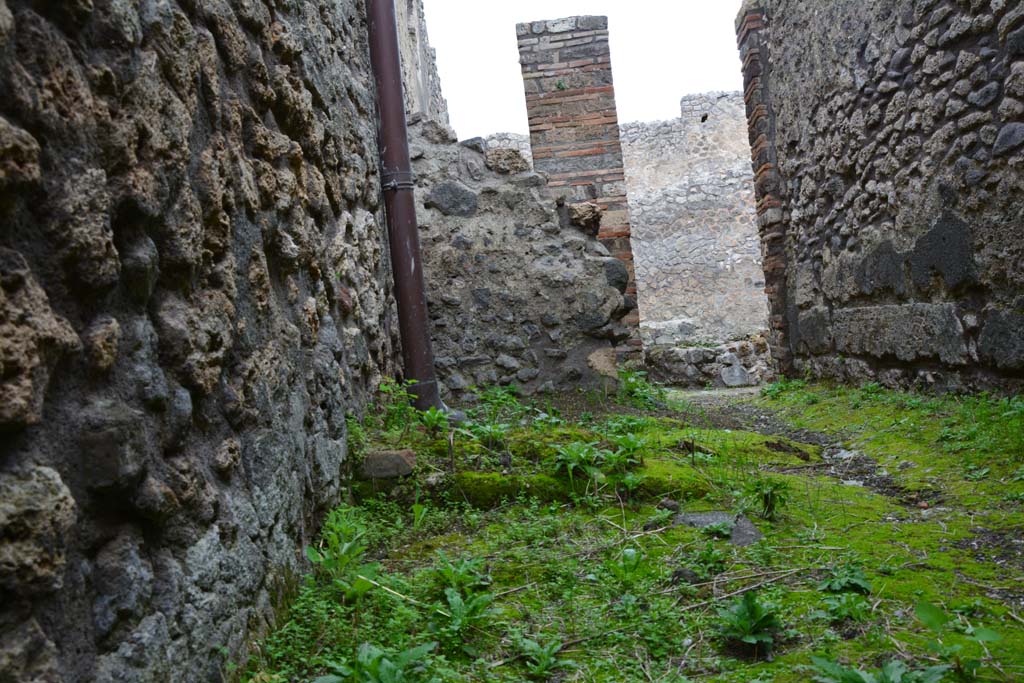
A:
367,0,442,411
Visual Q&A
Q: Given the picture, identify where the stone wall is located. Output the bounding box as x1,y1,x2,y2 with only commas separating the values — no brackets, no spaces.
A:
484,132,534,168
516,16,640,342
621,93,767,346
412,119,634,395
737,0,1024,391
0,1,399,681
396,0,448,125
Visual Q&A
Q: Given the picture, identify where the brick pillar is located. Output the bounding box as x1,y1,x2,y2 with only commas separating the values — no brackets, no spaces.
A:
516,16,640,343
736,5,792,372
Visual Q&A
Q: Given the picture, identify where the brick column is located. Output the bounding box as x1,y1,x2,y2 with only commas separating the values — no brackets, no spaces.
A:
736,4,792,372
516,16,640,340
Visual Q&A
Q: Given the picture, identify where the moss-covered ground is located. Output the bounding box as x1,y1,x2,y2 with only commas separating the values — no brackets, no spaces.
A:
242,378,1024,683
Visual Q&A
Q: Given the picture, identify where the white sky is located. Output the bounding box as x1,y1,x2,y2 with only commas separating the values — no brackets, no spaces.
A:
421,0,746,140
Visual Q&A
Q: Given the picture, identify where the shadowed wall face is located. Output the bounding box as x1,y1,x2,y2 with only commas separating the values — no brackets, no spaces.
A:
0,1,400,680
516,16,640,338
737,0,1024,391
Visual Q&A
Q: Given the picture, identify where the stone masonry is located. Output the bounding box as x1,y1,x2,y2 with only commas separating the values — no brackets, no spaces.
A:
396,0,449,126
737,0,1024,391
621,92,768,347
412,120,634,397
0,1,401,680
516,16,640,342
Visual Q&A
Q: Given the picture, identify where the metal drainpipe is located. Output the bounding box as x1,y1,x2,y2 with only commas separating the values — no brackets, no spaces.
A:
366,0,443,412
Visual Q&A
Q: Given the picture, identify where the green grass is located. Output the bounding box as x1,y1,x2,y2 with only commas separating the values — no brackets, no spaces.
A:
239,382,1024,682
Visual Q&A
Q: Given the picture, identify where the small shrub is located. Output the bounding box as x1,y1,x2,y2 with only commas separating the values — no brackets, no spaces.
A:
716,592,782,658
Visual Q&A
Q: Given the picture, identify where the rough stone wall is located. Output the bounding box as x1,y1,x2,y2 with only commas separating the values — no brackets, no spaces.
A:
411,120,634,395
0,1,399,681
396,0,448,125
738,0,1024,390
620,93,767,346
484,132,534,168
516,16,640,343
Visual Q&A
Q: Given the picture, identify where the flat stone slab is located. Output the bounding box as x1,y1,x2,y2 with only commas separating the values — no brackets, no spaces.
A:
673,511,763,547
358,450,416,480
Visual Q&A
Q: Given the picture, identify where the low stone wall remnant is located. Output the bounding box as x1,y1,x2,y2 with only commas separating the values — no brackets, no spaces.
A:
413,120,635,396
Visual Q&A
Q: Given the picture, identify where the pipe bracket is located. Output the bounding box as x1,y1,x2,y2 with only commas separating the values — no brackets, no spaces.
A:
381,170,416,192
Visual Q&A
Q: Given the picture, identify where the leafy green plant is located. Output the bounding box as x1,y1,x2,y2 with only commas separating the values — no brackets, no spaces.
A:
761,378,807,399
377,378,418,432
688,541,727,579
963,464,990,482
915,601,1002,680
514,634,575,679
606,547,644,589
306,507,379,603
602,447,638,474
608,432,650,467
411,503,429,532
530,408,564,430
468,422,510,452
617,368,666,409
818,564,872,595
347,415,368,462
553,442,604,489
809,656,949,683
432,551,491,596
701,521,735,540
314,642,437,683
813,593,871,623
432,588,495,655
600,414,652,436
743,476,790,521
474,385,525,423
613,472,647,500
716,592,782,658
418,407,448,438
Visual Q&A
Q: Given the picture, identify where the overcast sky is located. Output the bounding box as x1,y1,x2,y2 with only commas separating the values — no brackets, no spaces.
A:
421,0,746,140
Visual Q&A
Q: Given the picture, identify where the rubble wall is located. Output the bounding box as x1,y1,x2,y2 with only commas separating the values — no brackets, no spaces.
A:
0,1,399,680
412,121,634,396
738,0,1024,390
